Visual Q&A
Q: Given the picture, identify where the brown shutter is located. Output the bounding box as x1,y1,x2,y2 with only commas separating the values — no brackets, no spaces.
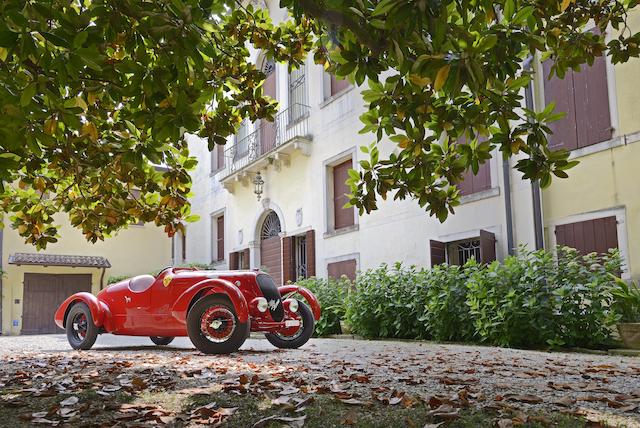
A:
480,230,496,264
264,71,277,99
217,145,225,170
333,159,355,230
457,136,491,196
573,54,612,148
430,240,446,266
229,251,239,270
305,230,316,277
556,216,618,255
327,259,357,281
282,236,295,285
216,215,224,261
543,61,579,150
330,73,350,96
241,248,250,269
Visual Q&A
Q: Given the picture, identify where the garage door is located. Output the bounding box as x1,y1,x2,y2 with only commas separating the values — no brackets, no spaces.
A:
22,273,92,334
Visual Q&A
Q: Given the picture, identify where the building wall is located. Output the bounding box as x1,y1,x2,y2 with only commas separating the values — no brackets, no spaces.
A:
182,0,537,281
539,8,640,280
1,216,172,335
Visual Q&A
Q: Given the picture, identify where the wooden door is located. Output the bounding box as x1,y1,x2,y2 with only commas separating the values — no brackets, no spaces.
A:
260,236,282,286
260,211,282,285
22,273,92,334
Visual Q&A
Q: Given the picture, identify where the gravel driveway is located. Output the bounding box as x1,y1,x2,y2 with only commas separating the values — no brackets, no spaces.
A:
0,334,639,426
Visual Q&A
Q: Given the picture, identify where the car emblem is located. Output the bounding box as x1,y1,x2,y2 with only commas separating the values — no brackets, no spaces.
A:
124,296,131,304
268,299,279,311
163,275,173,287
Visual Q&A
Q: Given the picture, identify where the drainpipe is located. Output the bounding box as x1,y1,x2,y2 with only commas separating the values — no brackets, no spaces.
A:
502,158,515,256
523,56,545,250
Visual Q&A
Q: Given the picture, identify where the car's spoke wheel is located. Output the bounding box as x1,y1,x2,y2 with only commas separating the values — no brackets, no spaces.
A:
187,295,249,354
200,307,236,343
65,302,99,350
150,336,174,346
265,300,315,350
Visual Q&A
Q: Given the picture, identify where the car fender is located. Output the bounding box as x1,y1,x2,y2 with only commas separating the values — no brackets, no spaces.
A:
54,292,105,330
278,285,321,321
171,279,249,324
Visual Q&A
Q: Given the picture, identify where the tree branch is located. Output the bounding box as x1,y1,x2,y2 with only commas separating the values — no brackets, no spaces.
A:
296,0,384,55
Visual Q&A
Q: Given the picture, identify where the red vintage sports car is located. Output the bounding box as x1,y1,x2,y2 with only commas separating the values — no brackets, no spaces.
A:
54,267,321,354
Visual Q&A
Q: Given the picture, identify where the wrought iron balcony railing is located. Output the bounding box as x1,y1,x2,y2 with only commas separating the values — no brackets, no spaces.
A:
220,103,310,179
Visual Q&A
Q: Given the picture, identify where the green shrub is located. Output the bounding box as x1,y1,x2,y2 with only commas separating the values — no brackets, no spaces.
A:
551,247,622,348
466,247,621,349
316,247,625,350
611,276,640,323
346,263,432,339
423,262,478,342
295,277,350,337
466,248,559,348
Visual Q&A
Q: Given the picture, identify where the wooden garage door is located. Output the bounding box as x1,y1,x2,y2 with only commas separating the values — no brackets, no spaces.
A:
22,273,92,334
260,211,282,286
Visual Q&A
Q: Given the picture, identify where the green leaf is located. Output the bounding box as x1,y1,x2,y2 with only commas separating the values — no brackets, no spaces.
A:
20,83,37,107
512,6,535,24
0,31,18,48
39,31,71,48
371,0,397,17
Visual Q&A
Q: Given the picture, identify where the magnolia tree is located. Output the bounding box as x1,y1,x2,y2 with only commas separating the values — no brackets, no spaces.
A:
0,0,639,248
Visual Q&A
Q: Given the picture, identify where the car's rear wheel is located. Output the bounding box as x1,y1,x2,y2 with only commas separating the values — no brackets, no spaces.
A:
186,295,249,354
150,336,174,346
66,302,99,350
265,300,314,349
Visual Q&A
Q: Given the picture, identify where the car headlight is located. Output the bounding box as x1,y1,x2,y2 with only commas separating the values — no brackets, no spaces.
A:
286,298,299,313
256,297,268,313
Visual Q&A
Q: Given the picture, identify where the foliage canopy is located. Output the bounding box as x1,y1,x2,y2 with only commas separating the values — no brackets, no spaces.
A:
1,0,639,246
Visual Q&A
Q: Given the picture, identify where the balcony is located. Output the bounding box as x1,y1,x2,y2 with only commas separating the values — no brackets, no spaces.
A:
219,104,312,191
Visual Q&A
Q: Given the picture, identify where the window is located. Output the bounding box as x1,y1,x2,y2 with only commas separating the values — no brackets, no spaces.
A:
174,230,186,264
329,73,349,97
235,119,250,159
210,145,225,173
289,66,306,123
456,136,491,196
327,259,357,281
332,159,355,230
283,230,316,284
555,216,618,255
430,230,496,266
229,248,250,270
542,35,612,150
211,214,224,262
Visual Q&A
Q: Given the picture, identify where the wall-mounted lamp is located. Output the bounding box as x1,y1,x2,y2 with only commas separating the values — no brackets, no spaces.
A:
253,172,264,201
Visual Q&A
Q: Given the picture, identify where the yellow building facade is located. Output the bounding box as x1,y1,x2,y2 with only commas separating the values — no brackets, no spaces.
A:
537,9,640,280
0,215,172,335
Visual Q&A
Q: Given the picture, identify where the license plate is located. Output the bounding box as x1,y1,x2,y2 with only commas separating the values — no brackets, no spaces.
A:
284,320,300,327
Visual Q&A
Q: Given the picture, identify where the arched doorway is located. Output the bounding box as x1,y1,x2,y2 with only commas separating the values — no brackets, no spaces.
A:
260,210,282,285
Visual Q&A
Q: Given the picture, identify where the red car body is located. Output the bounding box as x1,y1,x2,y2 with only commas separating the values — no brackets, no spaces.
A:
54,267,320,351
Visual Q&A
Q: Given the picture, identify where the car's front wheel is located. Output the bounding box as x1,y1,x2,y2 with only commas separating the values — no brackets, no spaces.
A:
186,295,249,354
150,336,174,346
265,300,314,349
65,302,99,350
